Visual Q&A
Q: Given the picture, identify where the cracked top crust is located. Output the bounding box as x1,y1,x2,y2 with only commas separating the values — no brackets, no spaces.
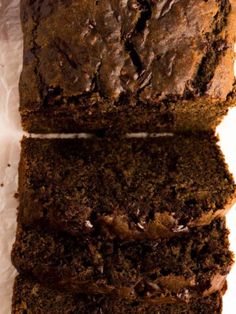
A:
20,0,235,113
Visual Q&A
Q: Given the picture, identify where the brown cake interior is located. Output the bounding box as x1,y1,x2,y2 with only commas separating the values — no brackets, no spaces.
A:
11,218,233,302
18,135,236,240
12,275,224,314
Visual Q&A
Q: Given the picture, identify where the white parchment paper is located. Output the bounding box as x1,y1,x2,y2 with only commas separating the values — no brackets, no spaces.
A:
0,0,23,313
0,0,235,313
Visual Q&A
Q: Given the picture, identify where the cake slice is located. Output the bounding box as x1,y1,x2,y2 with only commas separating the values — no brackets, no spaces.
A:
18,135,236,240
12,275,224,313
11,219,233,301
20,0,236,133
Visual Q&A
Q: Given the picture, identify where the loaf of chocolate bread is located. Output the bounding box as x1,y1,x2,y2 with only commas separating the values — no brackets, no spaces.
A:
11,219,233,301
12,275,224,313
20,0,236,133
18,136,236,239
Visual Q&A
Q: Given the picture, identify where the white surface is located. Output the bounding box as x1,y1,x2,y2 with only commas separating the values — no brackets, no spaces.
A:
0,0,235,313
0,0,22,313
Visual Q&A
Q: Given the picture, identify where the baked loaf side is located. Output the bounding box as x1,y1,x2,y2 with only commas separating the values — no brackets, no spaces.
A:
18,136,236,239
12,275,224,314
11,219,233,301
20,0,236,133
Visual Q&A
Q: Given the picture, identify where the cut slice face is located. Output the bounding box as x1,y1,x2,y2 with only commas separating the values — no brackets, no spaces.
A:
18,135,236,240
11,219,233,300
12,275,224,313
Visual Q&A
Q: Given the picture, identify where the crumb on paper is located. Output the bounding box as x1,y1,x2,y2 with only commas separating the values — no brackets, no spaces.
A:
14,192,19,199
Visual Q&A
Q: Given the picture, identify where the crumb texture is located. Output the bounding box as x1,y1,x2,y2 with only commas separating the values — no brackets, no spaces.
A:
18,136,236,239
12,275,223,313
11,219,233,300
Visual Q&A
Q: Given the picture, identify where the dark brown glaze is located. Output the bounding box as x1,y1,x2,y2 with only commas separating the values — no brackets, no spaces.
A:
11,219,233,300
20,0,236,133
18,136,236,240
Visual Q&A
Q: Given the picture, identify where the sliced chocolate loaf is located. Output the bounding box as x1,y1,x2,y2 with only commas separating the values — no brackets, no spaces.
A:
18,136,236,240
20,0,236,133
12,275,224,313
11,219,233,301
